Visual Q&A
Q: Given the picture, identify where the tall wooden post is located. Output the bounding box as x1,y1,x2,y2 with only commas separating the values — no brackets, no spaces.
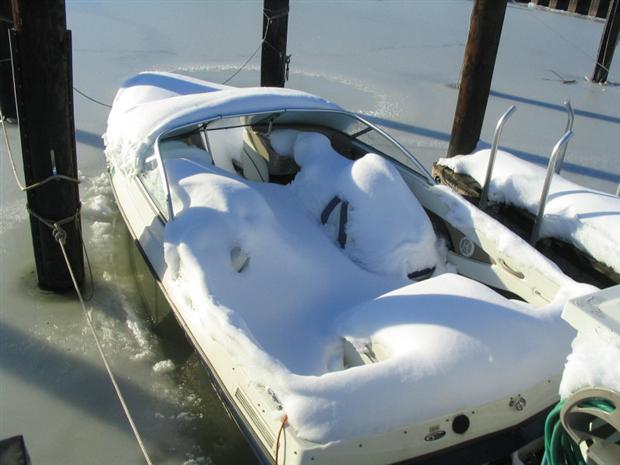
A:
260,0,289,87
447,0,508,157
592,0,619,83
11,0,83,290
0,0,16,119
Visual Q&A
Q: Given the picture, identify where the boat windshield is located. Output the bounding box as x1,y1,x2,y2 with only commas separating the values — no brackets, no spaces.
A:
153,109,434,221
202,109,434,183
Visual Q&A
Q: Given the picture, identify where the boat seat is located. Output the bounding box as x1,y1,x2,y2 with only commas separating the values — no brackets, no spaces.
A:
241,128,270,182
242,127,301,182
290,132,443,280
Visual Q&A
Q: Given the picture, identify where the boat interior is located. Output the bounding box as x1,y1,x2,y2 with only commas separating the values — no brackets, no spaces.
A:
147,109,562,298
125,108,585,445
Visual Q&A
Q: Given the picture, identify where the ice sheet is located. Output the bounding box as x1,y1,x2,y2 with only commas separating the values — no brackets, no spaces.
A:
438,149,620,274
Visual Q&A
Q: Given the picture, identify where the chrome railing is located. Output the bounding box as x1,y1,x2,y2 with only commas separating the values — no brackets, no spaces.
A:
479,105,516,209
555,100,574,175
530,130,573,245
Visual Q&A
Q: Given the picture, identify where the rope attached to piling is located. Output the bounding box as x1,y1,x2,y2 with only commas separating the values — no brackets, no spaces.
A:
1,109,153,465
73,86,112,108
52,221,155,465
221,9,290,85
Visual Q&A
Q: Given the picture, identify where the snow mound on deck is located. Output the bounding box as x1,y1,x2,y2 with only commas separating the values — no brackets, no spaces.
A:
292,274,574,442
161,154,590,443
437,149,620,274
291,132,443,278
164,159,402,376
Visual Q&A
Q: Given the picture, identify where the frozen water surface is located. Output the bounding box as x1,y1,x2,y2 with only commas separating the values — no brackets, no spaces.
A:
1,1,618,464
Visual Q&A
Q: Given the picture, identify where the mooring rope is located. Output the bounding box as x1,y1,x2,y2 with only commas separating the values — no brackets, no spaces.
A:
73,86,112,109
221,9,290,85
1,109,153,465
2,112,81,192
52,222,155,465
523,4,614,78
274,413,288,465
2,109,28,192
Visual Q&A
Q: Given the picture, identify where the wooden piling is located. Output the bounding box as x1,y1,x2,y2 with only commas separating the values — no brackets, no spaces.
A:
10,0,83,290
446,0,508,158
592,0,619,83
260,0,290,87
0,0,16,119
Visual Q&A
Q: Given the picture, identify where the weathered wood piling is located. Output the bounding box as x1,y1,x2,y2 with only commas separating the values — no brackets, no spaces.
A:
261,0,290,87
10,0,83,290
447,0,508,157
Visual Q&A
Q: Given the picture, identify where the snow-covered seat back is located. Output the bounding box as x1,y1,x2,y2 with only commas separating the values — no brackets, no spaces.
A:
289,132,444,280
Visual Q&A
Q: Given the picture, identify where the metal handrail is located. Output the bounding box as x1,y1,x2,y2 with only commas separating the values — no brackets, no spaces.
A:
555,100,574,174
530,130,573,245
479,105,517,209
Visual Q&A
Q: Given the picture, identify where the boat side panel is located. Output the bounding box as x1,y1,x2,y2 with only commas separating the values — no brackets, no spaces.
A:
397,167,562,305
109,170,277,465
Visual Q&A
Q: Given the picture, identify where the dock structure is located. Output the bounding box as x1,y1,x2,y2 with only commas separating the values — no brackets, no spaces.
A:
518,0,612,18
10,0,83,289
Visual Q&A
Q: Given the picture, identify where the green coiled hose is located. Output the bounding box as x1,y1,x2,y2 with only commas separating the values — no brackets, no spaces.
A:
541,398,616,465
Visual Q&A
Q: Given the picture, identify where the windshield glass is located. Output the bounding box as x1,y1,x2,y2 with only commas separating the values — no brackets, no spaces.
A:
204,109,432,182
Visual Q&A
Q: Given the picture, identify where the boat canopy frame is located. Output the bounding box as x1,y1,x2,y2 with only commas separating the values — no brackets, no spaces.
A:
147,108,435,222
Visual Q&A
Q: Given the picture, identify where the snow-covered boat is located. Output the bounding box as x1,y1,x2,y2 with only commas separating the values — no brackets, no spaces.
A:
104,72,595,465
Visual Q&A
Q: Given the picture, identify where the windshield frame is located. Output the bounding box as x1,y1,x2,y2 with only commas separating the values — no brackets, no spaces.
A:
153,108,434,222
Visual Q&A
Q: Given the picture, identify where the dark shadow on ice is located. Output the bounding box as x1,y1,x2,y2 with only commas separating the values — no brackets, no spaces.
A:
362,114,451,142
0,321,175,434
489,89,620,126
76,129,105,150
0,320,258,464
361,114,620,184
547,189,620,202
576,211,620,220
479,143,620,184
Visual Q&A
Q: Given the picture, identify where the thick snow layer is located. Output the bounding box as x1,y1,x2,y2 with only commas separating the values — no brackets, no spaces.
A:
269,129,301,156
290,133,444,278
104,72,340,175
160,149,590,443
102,73,598,444
438,150,620,274
559,328,620,398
